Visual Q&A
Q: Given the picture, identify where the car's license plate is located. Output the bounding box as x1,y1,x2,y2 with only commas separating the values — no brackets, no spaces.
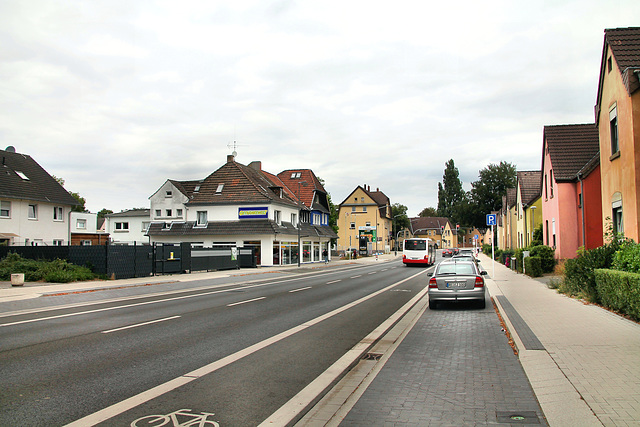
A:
446,282,466,288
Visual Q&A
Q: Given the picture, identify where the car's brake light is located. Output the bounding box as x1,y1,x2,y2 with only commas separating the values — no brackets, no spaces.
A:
429,277,437,288
403,255,406,260
424,255,428,260
474,276,484,287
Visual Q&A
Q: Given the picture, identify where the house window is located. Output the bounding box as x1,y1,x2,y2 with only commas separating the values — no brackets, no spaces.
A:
194,184,201,192
544,174,548,200
76,219,87,229
361,197,364,203
216,184,224,194
53,240,63,246
81,240,92,246
155,209,161,217
545,220,549,245
363,206,367,212
115,222,129,231
166,209,172,217
550,170,554,198
15,171,29,180
142,221,150,232
165,190,172,197
197,211,208,226
290,172,301,178
350,222,355,229
53,206,63,221
610,105,619,156
274,210,281,225
608,56,612,73
352,206,356,212
28,204,37,219
578,193,583,208
176,209,183,217
0,201,11,218
291,213,297,225
366,222,371,227
612,194,623,235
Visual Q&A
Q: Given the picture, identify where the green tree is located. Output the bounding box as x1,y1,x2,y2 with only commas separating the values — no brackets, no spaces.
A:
52,175,88,212
97,208,114,219
468,161,516,227
437,159,467,221
418,207,437,217
317,177,339,236
391,203,409,251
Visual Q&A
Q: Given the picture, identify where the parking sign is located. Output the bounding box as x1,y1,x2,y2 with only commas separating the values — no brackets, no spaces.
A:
486,214,497,226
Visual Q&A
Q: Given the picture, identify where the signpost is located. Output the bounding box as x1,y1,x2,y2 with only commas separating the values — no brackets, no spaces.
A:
486,214,497,277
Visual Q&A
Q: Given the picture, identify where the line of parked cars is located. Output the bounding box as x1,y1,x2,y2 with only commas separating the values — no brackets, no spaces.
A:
428,248,486,309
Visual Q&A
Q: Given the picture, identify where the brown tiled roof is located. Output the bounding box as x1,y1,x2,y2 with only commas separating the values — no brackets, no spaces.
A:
595,27,640,120
410,217,451,234
503,188,517,210
542,124,600,182
277,169,326,209
517,171,541,206
0,148,79,206
173,158,299,208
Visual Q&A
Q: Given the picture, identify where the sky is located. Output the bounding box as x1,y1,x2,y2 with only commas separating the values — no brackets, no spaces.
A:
1,1,639,217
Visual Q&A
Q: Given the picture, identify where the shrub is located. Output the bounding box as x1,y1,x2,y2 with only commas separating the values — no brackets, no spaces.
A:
595,269,640,321
524,256,542,277
0,253,96,283
561,243,620,302
529,245,556,273
482,244,492,256
514,248,524,273
612,241,640,274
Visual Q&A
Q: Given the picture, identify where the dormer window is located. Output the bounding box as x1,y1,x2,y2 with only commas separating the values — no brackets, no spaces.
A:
291,172,302,179
216,184,224,194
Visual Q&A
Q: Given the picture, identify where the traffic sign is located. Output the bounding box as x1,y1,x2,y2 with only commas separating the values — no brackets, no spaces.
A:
486,214,497,226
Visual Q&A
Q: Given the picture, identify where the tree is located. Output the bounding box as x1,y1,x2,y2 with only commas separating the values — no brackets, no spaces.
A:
317,177,339,237
436,160,467,221
52,175,88,212
418,207,437,217
391,203,410,251
97,208,113,219
468,161,516,227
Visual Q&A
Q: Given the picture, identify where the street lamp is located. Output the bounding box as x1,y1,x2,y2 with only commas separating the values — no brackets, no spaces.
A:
296,181,307,267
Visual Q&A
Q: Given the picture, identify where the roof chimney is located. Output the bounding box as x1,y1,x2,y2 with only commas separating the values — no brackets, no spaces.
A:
227,154,235,163
248,161,262,171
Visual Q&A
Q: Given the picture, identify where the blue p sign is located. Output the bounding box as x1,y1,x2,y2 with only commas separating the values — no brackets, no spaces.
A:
486,214,497,226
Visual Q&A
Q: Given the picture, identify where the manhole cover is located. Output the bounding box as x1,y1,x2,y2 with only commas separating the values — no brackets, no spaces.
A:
496,411,541,424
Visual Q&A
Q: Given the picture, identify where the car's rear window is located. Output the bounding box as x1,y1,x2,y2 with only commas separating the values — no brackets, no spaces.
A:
437,263,475,275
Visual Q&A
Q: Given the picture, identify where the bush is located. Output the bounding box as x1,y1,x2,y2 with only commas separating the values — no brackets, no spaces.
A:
0,253,96,283
524,256,542,277
501,249,515,266
612,241,640,274
482,244,492,256
529,245,556,273
561,243,621,302
514,248,524,273
595,269,640,321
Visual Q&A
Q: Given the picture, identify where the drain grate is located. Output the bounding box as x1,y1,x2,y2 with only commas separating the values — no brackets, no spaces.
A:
496,411,541,424
362,352,383,361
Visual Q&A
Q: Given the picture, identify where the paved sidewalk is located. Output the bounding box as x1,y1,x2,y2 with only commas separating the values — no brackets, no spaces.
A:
300,254,640,426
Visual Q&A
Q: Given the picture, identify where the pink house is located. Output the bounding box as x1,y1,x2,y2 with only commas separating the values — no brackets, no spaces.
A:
541,124,603,259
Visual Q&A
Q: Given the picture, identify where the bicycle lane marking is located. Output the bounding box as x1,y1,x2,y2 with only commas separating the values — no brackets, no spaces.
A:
63,269,427,427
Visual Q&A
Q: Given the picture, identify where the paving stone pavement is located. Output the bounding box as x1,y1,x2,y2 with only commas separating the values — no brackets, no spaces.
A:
338,301,546,426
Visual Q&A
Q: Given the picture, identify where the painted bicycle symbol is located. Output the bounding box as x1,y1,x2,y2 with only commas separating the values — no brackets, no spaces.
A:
131,408,220,427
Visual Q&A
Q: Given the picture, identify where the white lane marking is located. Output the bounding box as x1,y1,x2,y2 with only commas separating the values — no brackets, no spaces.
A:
289,287,312,293
350,275,362,278
227,297,266,307
63,270,427,427
326,280,341,284
367,272,376,275
381,269,388,271
101,316,181,334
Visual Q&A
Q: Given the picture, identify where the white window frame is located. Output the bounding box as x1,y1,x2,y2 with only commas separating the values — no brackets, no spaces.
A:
166,209,172,217
53,206,64,221
115,222,129,231
176,209,183,217
81,240,92,246
196,211,208,226
142,221,150,232
76,219,87,229
274,210,281,225
0,201,10,218
28,204,38,219
155,209,161,217
53,239,64,246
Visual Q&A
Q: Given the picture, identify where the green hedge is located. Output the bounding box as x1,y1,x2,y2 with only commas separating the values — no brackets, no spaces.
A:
529,245,556,273
524,256,542,277
562,243,621,302
594,269,640,321
0,253,96,283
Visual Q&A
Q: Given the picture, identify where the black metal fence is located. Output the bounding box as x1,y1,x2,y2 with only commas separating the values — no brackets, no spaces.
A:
0,243,258,280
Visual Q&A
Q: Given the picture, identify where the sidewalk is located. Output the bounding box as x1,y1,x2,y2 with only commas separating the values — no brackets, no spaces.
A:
300,253,640,426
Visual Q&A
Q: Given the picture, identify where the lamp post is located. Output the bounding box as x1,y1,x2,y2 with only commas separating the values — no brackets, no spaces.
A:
296,181,307,267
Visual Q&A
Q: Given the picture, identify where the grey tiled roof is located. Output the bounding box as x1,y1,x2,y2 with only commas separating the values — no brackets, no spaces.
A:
147,220,337,238
0,148,79,206
543,124,600,182
105,209,150,218
410,217,451,234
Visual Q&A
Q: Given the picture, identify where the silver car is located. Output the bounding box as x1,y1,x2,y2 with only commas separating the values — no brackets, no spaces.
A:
428,259,487,309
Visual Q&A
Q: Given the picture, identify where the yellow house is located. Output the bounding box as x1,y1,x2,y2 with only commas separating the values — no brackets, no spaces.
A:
515,171,542,248
337,185,392,255
595,28,640,241
408,217,452,248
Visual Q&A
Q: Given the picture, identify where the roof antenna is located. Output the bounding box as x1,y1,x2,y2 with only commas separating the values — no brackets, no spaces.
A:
227,137,248,159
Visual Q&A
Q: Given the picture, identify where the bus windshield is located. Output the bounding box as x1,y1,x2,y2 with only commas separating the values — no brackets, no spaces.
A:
404,239,427,251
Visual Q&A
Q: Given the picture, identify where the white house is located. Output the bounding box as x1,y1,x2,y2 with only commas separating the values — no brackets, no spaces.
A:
104,209,151,245
147,155,337,266
0,147,79,246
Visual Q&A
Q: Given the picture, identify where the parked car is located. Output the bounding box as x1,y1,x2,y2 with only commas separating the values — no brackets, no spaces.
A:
458,248,475,257
442,248,453,257
428,259,487,309
452,248,460,255
451,254,481,267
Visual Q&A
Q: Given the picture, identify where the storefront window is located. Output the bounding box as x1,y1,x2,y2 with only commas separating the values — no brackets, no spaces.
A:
303,241,311,263
273,242,280,265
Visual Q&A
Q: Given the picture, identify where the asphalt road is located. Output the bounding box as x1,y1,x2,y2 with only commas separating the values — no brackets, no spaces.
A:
0,258,431,426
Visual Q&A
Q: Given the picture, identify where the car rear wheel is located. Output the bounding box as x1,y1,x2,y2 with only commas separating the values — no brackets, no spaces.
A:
429,298,438,310
477,299,486,309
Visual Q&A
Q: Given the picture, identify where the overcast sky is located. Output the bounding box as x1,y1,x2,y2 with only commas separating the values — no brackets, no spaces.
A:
1,1,638,216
